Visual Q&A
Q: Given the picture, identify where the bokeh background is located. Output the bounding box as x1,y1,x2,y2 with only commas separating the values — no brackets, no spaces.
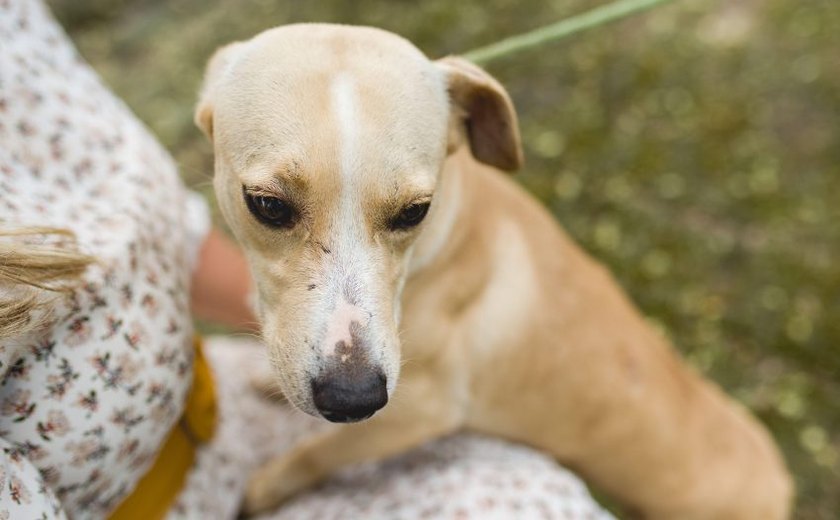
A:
48,0,839,517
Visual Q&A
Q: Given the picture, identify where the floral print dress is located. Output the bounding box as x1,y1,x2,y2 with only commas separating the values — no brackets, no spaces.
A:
1,0,205,517
0,1,614,519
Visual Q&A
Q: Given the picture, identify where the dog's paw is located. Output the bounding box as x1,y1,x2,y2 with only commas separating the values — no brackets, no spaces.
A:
240,456,312,516
240,471,281,517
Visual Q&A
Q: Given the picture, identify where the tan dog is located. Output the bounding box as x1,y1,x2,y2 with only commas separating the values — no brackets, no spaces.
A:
195,24,793,519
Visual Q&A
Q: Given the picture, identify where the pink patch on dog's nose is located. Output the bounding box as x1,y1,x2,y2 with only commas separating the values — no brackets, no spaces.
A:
323,297,368,357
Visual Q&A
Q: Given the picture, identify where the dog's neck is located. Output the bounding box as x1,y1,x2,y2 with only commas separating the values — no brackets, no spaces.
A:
399,147,493,359
407,148,471,275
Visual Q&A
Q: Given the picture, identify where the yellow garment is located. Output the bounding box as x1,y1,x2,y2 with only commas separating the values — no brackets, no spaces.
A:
109,337,217,520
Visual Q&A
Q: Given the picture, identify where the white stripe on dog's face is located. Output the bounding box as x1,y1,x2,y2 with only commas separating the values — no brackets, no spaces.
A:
331,74,359,188
331,72,364,239
319,74,377,360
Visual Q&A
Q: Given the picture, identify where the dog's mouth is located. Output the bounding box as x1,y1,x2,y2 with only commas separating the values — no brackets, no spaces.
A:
254,259,403,422
262,318,396,423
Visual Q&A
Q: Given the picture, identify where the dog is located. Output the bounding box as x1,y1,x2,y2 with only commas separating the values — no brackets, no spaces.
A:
195,24,793,519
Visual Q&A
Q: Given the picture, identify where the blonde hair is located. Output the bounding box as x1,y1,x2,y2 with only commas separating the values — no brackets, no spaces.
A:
0,227,94,339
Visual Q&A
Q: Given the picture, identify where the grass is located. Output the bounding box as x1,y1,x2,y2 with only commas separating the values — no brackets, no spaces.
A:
49,0,840,517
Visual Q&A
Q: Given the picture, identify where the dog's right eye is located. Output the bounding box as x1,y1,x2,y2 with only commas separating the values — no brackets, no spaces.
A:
244,191,297,228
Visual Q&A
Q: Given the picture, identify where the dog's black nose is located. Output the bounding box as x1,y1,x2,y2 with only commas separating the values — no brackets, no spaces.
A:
311,369,388,423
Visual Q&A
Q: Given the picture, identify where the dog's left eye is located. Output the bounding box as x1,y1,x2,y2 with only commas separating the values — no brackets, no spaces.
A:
244,191,298,228
390,202,430,230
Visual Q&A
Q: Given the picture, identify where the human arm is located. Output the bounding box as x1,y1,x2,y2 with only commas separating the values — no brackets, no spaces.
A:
190,228,259,332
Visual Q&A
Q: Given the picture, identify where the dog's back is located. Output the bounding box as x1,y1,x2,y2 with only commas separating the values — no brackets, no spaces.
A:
404,148,794,519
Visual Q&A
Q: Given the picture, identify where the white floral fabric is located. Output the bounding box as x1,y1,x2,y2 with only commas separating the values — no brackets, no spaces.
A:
172,337,616,520
0,0,205,517
0,1,615,519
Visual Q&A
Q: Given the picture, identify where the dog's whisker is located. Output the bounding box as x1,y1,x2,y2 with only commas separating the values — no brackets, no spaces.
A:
176,160,214,181
227,330,264,342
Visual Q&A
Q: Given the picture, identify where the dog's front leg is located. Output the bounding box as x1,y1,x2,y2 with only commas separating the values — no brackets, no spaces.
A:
241,379,462,515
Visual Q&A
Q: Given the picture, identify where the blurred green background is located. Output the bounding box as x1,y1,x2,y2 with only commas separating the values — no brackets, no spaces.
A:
48,0,839,517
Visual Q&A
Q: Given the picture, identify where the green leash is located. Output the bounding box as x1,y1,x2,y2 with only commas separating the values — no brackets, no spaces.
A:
462,0,679,65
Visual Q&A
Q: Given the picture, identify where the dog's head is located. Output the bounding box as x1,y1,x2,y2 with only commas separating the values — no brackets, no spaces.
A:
196,24,521,422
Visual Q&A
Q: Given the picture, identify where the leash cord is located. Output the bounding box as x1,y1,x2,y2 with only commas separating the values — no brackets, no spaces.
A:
462,0,679,65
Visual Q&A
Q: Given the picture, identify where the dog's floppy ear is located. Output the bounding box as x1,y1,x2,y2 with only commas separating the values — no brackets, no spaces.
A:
195,42,245,140
436,56,523,172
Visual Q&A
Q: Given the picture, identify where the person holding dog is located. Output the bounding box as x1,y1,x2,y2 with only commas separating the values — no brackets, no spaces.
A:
0,1,613,518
